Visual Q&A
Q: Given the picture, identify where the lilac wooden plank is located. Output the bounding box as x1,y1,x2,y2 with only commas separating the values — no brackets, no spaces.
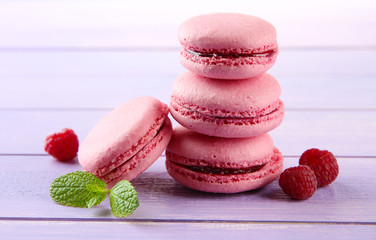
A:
0,51,182,77
0,51,375,78
271,110,376,157
0,75,174,110
0,220,374,240
0,110,374,156
0,156,374,223
0,74,375,110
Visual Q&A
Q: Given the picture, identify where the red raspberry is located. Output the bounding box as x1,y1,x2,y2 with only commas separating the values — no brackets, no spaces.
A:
279,166,317,200
44,128,79,161
299,148,339,187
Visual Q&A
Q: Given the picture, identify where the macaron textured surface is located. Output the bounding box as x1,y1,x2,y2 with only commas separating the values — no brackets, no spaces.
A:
166,126,283,193
179,13,278,80
170,71,284,138
78,96,172,187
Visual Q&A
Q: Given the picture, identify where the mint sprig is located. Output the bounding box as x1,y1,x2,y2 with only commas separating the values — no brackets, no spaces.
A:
49,171,139,217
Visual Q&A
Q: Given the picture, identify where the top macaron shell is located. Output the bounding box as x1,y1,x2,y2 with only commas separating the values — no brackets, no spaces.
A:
78,96,170,177
179,13,278,79
179,13,277,54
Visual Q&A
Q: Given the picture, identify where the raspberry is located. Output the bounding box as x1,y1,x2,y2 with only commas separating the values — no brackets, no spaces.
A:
299,148,339,187
279,166,317,200
44,128,79,161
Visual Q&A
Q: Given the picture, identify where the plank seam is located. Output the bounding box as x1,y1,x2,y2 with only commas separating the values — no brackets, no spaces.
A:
0,217,374,225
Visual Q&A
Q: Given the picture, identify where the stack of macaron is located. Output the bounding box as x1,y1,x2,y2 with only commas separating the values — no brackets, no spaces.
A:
166,13,285,193
77,13,284,194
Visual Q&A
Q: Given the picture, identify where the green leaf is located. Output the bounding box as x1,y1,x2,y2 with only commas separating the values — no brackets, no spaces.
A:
49,171,109,208
109,180,139,217
86,194,106,208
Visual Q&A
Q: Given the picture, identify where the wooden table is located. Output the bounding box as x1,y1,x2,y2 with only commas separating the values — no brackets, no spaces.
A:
1,48,375,239
0,1,376,239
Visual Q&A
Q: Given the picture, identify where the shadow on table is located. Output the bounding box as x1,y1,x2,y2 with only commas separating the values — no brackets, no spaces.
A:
132,171,284,201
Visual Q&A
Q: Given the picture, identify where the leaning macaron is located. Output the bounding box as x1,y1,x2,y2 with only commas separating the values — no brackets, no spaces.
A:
78,96,172,187
166,126,283,193
179,13,278,80
170,71,284,138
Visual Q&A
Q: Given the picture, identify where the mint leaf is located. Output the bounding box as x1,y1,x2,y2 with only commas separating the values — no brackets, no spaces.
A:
110,180,139,217
50,171,109,208
86,194,106,209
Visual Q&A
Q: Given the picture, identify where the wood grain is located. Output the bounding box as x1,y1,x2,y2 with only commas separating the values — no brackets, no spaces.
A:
1,51,375,78
1,74,375,110
1,51,374,113
1,110,375,156
0,220,375,240
0,156,374,224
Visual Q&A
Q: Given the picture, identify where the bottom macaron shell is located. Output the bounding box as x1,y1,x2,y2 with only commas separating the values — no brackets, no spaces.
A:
170,100,284,138
166,147,283,193
103,118,172,188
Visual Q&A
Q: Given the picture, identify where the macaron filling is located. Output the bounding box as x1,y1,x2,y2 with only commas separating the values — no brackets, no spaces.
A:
100,118,171,183
186,165,265,175
167,157,269,176
167,150,282,180
171,96,284,126
181,48,277,67
185,48,277,59
171,95,281,118
169,158,266,175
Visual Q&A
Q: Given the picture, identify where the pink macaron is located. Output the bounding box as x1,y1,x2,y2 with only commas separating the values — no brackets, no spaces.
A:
166,126,283,193
170,71,284,138
179,13,278,80
78,96,172,187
